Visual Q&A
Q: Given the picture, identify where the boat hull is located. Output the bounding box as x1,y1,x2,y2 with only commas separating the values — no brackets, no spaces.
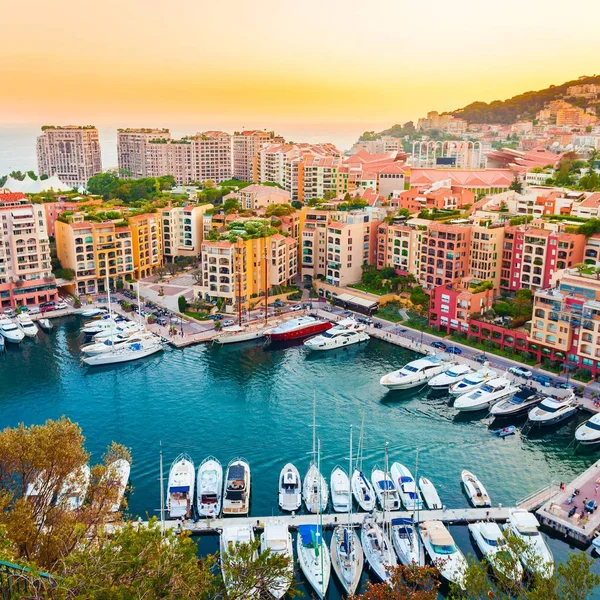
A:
269,321,332,342
330,526,363,595
215,330,265,344
305,332,369,351
82,343,162,366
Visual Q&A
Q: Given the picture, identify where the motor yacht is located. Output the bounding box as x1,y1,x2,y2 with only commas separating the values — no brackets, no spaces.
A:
266,316,332,342
303,462,328,513
0,317,24,343
454,377,519,413
297,524,331,599
418,476,442,509
449,367,496,397
82,337,163,366
38,318,53,332
100,459,130,513
390,462,423,510
490,386,543,418
304,318,369,351
380,356,450,391
93,321,143,340
214,325,266,344
56,464,91,511
222,458,251,516
167,454,194,519
527,393,578,427
330,466,351,513
575,413,600,446
505,509,554,578
462,470,491,507
391,518,425,566
81,331,154,355
80,307,108,318
469,521,523,583
220,525,257,596
361,514,397,582
428,364,473,390
81,316,123,335
16,313,39,337
420,520,466,587
351,469,376,512
371,467,401,511
278,463,301,512
260,521,294,599
196,456,223,518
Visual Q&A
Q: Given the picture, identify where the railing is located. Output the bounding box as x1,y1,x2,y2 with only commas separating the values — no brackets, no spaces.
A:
0,560,53,599
516,480,560,511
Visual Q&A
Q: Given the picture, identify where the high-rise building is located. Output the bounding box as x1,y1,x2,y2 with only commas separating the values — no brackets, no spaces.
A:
129,214,162,279
117,128,171,178
233,130,283,182
0,191,57,309
161,204,214,261
36,126,102,189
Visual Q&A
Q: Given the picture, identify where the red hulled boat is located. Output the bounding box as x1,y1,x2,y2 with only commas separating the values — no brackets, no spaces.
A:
266,316,332,342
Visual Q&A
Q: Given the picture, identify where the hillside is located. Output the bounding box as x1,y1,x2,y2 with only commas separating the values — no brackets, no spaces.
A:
450,74,600,124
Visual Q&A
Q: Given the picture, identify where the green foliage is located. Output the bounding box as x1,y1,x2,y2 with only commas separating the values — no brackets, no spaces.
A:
509,175,523,193
54,267,75,281
178,296,188,313
265,203,295,217
223,198,241,213
218,179,252,189
577,218,600,237
469,281,494,294
410,285,429,313
509,215,534,226
87,173,176,202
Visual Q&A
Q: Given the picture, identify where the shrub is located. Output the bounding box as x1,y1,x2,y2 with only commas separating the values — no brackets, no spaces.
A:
178,296,187,313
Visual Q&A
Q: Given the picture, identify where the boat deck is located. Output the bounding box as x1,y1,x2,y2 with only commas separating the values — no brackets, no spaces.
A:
149,506,512,535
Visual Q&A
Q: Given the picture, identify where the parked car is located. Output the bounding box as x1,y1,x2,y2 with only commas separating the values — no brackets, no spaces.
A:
40,301,56,310
431,341,447,350
447,347,462,355
55,301,68,310
509,366,533,378
532,374,553,387
156,317,168,326
290,304,302,312
3,308,15,317
472,353,487,364
555,382,573,390
28,306,41,315
222,319,234,327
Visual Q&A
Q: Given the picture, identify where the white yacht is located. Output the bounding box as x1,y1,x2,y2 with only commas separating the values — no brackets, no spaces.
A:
38,318,53,332
260,521,293,599
527,393,578,427
380,356,450,390
331,525,363,595
390,462,423,510
575,413,600,445
278,463,302,512
220,525,257,596
82,316,122,335
391,518,426,566
351,416,376,511
361,514,397,582
214,325,265,345
420,520,466,586
418,476,442,510
372,467,401,511
81,331,153,355
222,458,251,516
449,367,496,396
303,462,328,513
304,318,369,351
428,364,473,390
0,317,24,343
297,524,331,599
93,321,143,340
56,464,91,511
82,337,163,366
167,454,194,519
196,456,223,518
506,509,554,578
461,470,491,507
330,466,351,513
80,307,108,318
469,521,523,583
102,459,130,513
454,377,519,412
16,313,39,337
490,386,542,418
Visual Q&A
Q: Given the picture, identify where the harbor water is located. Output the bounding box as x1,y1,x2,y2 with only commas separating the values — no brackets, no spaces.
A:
2,316,600,596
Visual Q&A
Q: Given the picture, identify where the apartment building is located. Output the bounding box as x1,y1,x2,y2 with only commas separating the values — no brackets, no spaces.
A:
43,198,103,236
391,186,474,213
129,214,162,278
161,204,213,260
117,128,171,178
0,191,57,309
233,130,283,182
223,184,291,211
583,234,600,268
500,226,585,293
469,224,505,291
375,223,422,276
192,131,232,182
418,222,472,289
301,156,345,202
36,126,102,188
350,137,402,155
195,234,297,312
55,220,134,296
300,208,384,286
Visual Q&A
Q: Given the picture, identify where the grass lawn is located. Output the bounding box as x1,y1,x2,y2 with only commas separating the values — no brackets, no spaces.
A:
184,310,210,321
348,283,386,296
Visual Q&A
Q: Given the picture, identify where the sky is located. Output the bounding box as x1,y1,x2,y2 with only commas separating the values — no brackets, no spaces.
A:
1,0,599,146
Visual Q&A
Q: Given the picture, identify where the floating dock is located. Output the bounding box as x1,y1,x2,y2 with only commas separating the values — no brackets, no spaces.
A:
151,506,512,535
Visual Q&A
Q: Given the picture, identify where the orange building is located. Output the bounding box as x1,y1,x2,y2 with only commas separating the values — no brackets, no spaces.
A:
391,186,474,213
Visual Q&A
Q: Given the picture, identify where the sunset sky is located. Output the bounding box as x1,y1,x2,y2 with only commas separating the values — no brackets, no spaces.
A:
1,0,599,135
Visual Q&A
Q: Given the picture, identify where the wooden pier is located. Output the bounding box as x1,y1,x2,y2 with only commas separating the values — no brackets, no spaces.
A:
152,506,512,535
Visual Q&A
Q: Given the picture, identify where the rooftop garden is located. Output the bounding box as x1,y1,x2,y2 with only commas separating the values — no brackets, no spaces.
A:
207,220,280,242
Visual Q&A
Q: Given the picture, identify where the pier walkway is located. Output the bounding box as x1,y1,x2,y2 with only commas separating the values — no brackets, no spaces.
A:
152,506,512,535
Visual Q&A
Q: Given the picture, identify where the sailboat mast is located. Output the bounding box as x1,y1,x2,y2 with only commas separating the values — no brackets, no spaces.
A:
384,441,389,533
357,413,365,472
348,425,353,529
159,442,165,536
415,448,421,559
237,245,242,327
311,392,317,464
263,219,268,323
317,438,324,598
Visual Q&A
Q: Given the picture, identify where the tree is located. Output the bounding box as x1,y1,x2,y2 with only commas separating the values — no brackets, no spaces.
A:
509,175,523,194
166,261,179,277
192,269,203,285
355,563,440,600
265,203,295,217
0,418,131,570
514,288,533,318
223,198,241,213
154,265,167,280
178,295,188,313
575,262,587,275
410,286,429,314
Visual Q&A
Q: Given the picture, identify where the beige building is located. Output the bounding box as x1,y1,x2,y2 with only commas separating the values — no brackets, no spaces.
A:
117,128,171,178
161,204,213,260
36,126,102,188
233,130,283,182
224,184,291,211
0,191,57,308
468,224,505,290
376,223,422,276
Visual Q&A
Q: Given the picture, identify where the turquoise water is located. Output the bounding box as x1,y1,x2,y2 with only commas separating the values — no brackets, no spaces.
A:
2,316,599,595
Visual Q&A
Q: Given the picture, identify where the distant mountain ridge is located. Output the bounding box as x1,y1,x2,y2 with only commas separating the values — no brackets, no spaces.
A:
449,74,600,124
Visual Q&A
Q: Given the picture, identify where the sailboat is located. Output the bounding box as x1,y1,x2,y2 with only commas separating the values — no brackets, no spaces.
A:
297,440,331,599
303,395,328,513
351,414,376,512
362,442,397,582
331,425,363,595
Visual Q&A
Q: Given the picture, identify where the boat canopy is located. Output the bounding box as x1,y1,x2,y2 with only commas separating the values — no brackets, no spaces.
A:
378,480,395,491
391,518,414,526
400,475,413,483
228,464,246,479
298,524,322,547
170,485,189,493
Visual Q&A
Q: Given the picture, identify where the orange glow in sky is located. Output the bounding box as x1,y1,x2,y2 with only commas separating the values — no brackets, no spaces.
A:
1,0,599,131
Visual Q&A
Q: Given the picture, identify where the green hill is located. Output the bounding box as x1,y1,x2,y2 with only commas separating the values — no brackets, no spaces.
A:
450,74,600,124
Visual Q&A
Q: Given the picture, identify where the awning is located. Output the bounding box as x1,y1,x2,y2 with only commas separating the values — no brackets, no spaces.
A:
334,293,378,309
169,486,189,493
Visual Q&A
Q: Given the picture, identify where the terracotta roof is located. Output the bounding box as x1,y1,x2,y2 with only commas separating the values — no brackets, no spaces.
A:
0,192,27,203
578,193,600,208
410,168,514,188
